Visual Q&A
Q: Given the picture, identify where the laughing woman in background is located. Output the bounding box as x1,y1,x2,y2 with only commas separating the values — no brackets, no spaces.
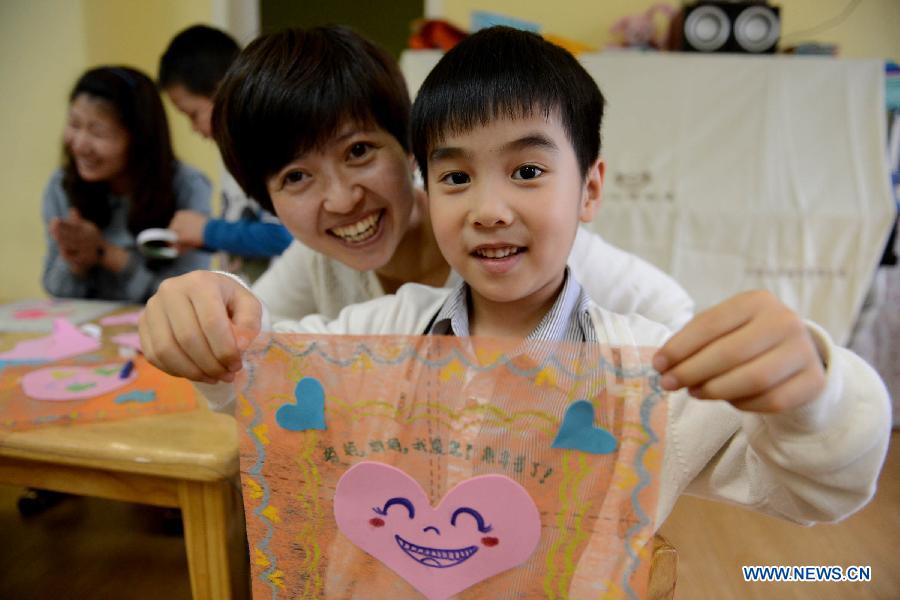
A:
42,66,211,302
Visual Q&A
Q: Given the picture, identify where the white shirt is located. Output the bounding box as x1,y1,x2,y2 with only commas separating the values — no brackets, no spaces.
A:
252,227,695,330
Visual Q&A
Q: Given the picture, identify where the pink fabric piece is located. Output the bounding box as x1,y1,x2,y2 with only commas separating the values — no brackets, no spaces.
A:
22,363,137,401
334,462,541,600
110,332,142,352
0,318,101,361
99,310,144,326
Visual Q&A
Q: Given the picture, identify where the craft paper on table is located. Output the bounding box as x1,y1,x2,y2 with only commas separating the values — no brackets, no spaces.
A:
0,319,101,361
22,362,138,401
0,298,121,333
110,332,142,353
100,309,144,326
237,334,668,599
0,356,196,430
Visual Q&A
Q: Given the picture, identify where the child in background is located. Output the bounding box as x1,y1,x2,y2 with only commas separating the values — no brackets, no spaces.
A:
265,26,890,529
43,66,211,302
158,24,292,282
139,26,695,383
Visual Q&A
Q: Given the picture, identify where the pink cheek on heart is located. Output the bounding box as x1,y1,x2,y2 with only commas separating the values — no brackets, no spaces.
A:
481,537,499,547
369,518,385,527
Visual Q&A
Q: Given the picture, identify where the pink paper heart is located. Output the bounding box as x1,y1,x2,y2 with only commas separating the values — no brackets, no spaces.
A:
22,363,137,401
334,462,540,600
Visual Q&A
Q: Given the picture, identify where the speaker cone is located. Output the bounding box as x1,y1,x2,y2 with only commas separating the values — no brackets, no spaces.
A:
734,5,780,53
684,4,730,52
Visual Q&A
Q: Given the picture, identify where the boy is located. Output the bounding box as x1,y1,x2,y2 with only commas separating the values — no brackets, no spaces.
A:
158,24,291,282
269,26,890,528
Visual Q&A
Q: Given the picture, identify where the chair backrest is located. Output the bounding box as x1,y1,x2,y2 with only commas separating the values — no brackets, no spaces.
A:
648,534,678,600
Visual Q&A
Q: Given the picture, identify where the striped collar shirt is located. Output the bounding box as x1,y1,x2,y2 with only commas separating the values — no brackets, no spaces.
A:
428,267,598,343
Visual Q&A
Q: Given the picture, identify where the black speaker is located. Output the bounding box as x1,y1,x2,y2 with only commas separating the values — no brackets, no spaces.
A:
673,2,781,54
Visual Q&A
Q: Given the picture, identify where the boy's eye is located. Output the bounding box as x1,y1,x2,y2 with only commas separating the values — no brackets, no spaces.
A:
348,142,373,159
512,165,543,180
440,172,471,186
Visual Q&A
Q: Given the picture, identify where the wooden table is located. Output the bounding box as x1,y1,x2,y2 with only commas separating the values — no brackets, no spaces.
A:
0,307,248,599
0,306,249,600
0,404,247,599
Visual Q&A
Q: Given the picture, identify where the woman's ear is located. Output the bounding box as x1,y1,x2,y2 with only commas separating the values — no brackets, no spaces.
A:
579,158,604,223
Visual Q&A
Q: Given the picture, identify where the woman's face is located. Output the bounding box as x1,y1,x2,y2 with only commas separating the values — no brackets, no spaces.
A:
64,93,130,184
267,123,417,272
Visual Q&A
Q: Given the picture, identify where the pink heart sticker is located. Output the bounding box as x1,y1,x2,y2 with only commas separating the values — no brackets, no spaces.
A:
334,462,541,600
22,363,137,401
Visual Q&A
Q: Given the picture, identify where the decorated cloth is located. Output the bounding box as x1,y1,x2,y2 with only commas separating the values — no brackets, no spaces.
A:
237,334,667,599
265,282,890,540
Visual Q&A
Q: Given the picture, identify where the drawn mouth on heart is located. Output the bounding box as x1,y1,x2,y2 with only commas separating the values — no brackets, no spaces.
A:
394,534,478,568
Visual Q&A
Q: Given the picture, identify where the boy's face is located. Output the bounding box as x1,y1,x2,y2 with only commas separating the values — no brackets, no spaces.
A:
427,113,602,308
165,84,215,138
266,122,417,272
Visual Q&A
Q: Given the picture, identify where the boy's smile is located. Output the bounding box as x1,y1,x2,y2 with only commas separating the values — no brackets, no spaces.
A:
427,113,602,335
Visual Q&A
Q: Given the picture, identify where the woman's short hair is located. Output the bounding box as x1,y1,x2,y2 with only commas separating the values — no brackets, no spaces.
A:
212,26,411,211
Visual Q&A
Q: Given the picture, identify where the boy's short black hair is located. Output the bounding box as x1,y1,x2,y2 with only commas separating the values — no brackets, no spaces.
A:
412,26,605,185
158,24,240,97
212,26,411,212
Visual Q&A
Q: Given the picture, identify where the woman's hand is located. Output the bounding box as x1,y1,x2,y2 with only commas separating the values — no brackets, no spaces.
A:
139,271,263,383
50,208,103,274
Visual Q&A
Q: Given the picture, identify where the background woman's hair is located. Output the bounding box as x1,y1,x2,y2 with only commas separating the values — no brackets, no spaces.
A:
63,66,176,235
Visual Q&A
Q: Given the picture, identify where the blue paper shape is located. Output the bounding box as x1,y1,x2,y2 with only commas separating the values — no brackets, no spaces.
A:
114,390,156,404
471,10,540,33
551,400,617,454
276,377,326,431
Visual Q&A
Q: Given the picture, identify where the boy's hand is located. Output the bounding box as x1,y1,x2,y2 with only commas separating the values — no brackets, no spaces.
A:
652,290,826,413
139,272,262,384
168,210,208,249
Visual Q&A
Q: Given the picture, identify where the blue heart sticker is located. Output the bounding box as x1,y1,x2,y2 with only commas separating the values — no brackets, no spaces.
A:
551,400,617,454
276,377,326,431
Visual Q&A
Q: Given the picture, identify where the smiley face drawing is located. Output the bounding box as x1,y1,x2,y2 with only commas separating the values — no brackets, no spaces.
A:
373,497,490,568
334,462,541,600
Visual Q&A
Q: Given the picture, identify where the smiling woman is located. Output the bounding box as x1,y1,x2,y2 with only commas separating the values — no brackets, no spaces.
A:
41,66,211,302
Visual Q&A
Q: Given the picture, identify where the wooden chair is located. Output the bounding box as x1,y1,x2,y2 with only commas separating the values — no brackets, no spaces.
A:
648,534,678,599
